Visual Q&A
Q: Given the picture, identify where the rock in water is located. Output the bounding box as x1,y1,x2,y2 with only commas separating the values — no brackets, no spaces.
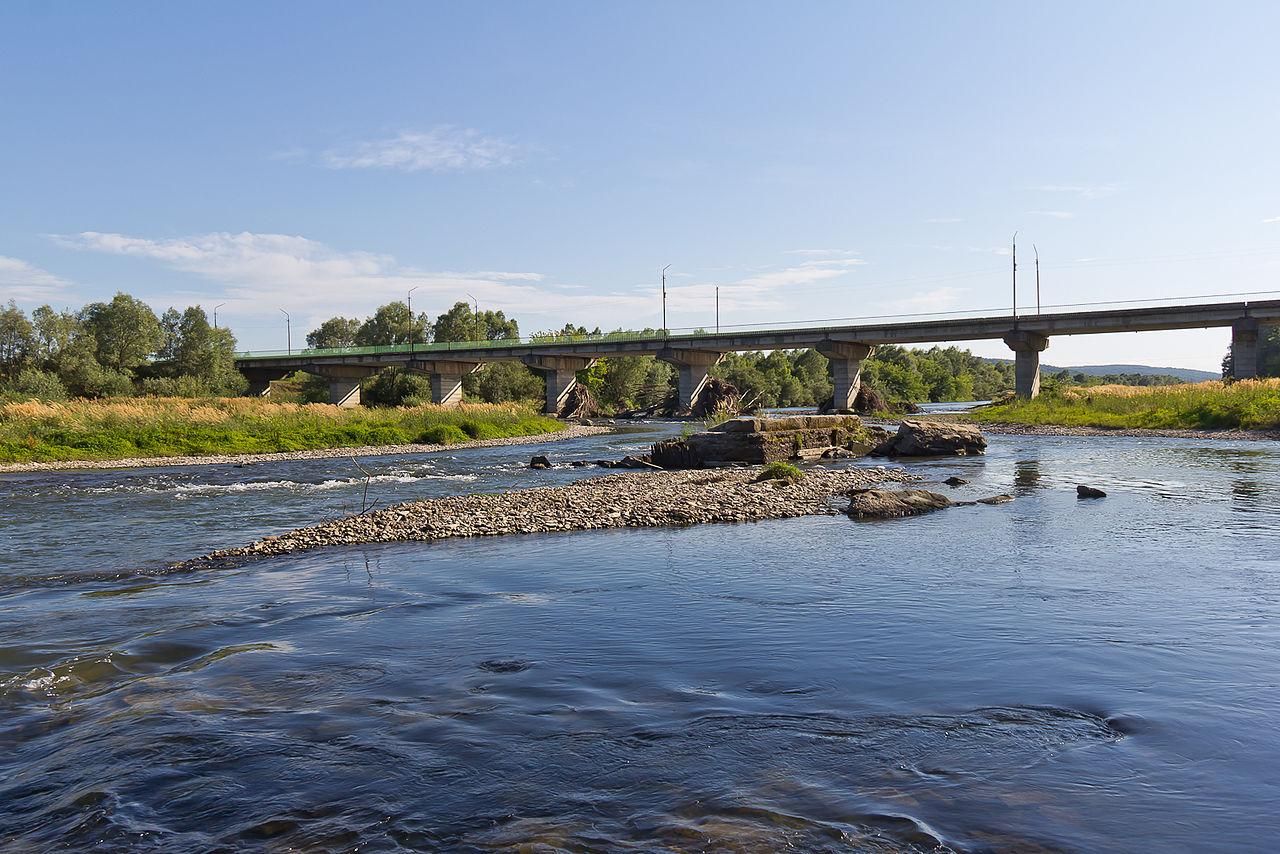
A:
872,420,987,457
529,455,552,469
847,488,953,519
976,494,1014,505
1077,485,1107,499
943,476,968,487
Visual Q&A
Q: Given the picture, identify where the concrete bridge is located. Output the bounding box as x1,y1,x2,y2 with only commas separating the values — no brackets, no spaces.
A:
235,299,1280,412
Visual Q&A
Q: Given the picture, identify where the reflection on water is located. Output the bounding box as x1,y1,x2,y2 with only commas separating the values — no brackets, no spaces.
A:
2,428,1280,850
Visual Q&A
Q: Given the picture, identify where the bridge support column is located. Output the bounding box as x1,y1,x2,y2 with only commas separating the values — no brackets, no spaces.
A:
657,349,724,412
309,365,378,408
1003,331,1050,398
815,341,874,411
241,368,287,398
522,355,596,416
1231,319,1260,379
408,360,481,405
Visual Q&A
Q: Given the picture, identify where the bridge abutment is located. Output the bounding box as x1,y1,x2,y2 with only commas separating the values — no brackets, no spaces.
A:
1231,319,1260,379
407,360,481,405
523,355,596,415
309,365,378,408
657,349,724,411
242,368,288,398
815,341,874,410
1003,331,1050,398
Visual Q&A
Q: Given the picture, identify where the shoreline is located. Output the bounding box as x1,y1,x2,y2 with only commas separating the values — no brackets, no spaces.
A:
960,420,1280,441
189,466,913,563
0,424,614,474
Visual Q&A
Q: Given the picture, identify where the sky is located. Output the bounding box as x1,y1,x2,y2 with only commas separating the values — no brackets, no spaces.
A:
2,1,1278,371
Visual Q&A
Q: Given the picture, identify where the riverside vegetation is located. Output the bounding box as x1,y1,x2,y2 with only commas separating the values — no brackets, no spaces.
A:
0,398,563,464
970,379,1280,431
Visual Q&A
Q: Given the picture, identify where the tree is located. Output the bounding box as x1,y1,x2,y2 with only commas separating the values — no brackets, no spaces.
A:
465,361,543,403
431,301,520,343
30,305,79,369
80,292,163,372
0,301,36,380
354,301,430,347
306,316,363,349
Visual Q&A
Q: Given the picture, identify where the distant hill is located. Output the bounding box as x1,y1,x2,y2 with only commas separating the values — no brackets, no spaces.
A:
983,358,1218,382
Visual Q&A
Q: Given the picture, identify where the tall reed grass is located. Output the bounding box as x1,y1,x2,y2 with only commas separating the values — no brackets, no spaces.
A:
0,397,564,462
969,379,1280,430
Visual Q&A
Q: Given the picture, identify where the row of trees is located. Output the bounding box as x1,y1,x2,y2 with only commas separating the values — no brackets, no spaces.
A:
0,295,242,400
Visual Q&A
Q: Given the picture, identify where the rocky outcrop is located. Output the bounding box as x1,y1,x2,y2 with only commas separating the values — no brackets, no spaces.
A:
651,415,876,468
529,455,552,469
871,419,987,457
847,488,953,518
192,466,915,561
1077,485,1107,499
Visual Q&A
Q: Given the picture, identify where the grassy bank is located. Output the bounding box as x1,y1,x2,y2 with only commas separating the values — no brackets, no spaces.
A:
0,397,564,463
968,380,1280,431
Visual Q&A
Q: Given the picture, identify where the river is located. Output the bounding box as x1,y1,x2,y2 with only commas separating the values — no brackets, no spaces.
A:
1,421,1278,851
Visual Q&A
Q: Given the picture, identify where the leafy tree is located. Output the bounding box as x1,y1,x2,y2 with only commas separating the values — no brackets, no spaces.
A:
30,305,79,369
362,367,433,406
80,292,163,372
0,301,36,380
431,301,520,343
354,301,430,347
306,316,363,349
465,362,543,403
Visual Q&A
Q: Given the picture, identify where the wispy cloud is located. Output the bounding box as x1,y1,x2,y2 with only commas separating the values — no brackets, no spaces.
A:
0,255,73,303
784,248,855,257
883,286,969,315
1028,183,1119,200
318,126,520,172
1028,210,1075,219
1263,216,1280,224
923,217,964,224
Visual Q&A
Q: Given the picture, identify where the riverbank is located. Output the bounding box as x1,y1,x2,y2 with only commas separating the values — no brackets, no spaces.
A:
0,397,577,470
0,423,611,473
191,465,913,562
962,421,1280,441
966,379,1280,432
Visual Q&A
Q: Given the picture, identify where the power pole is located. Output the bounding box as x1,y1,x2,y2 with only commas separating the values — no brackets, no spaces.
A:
661,264,671,334
1011,232,1019,318
715,285,720,334
1033,245,1041,315
279,308,291,355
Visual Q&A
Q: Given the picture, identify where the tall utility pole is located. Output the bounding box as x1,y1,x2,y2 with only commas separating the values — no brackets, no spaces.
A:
279,308,291,355
1033,245,1041,315
661,264,671,334
407,286,419,353
715,285,720,334
1011,232,1019,318
213,303,225,328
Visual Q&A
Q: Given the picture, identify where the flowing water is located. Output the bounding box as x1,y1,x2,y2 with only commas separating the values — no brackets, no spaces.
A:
2,423,1278,851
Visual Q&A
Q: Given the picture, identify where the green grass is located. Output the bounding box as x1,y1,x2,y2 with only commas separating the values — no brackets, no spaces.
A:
754,461,804,485
968,380,1280,431
0,397,566,463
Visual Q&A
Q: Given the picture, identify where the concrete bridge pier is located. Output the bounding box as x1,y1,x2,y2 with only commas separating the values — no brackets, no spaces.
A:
242,368,287,398
310,364,378,407
523,355,596,415
408,359,481,405
657,349,724,411
1003,331,1050,398
815,341,874,410
1231,319,1260,379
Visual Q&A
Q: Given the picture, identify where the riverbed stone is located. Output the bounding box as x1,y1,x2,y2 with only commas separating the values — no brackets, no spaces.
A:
847,488,953,518
1077,485,1107,498
872,419,987,457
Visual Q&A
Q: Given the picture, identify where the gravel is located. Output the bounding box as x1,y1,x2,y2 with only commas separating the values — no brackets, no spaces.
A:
191,465,914,563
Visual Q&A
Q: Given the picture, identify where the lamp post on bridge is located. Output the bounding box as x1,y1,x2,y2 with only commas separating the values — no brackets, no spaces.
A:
1034,245,1041,315
407,286,419,354
661,264,671,335
278,308,291,355
715,285,720,334
1012,231,1018,319
213,303,225,329
467,292,480,340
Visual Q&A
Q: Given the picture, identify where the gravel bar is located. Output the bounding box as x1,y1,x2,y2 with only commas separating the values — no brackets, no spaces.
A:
195,465,913,562
0,425,613,474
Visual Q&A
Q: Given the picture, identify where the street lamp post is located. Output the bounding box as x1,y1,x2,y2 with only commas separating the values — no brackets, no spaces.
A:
279,308,291,355
407,286,419,353
1033,245,1041,315
715,286,720,334
213,303,225,329
1011,232,1019,319
661,264,671,335
466,292,479,340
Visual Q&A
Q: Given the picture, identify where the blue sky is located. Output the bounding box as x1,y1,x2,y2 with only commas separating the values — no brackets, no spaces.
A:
2,1,1278,370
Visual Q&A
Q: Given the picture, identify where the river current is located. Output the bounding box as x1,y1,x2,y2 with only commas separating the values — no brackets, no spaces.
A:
1,420,1278,851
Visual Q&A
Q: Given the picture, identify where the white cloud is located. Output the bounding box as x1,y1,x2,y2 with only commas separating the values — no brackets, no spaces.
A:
1029,183,1119,200
1028,210,1075,219
1263,216,1280,224
883,286,969,316
923,217,964,224
0,255,73,302
320,127,520,172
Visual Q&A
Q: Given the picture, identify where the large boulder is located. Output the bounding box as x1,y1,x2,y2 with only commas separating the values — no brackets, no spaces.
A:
847,488,953,518
652,414,876,468
871,419,987,457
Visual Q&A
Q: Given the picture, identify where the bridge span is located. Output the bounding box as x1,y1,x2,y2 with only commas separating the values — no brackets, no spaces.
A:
235,299,1280,412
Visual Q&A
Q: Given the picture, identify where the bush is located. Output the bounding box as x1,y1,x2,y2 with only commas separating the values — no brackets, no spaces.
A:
4,368,69,401
138,375,216,398
754,461,804,485
363,367,433,407
416,424,472,445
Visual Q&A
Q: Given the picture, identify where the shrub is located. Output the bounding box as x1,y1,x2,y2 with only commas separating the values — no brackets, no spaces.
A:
416,424,471,445
5,368,69,401
755,461,804,485
363,367,433,407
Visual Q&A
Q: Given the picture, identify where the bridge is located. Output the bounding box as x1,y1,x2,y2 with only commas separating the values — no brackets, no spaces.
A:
235,298,1280,413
